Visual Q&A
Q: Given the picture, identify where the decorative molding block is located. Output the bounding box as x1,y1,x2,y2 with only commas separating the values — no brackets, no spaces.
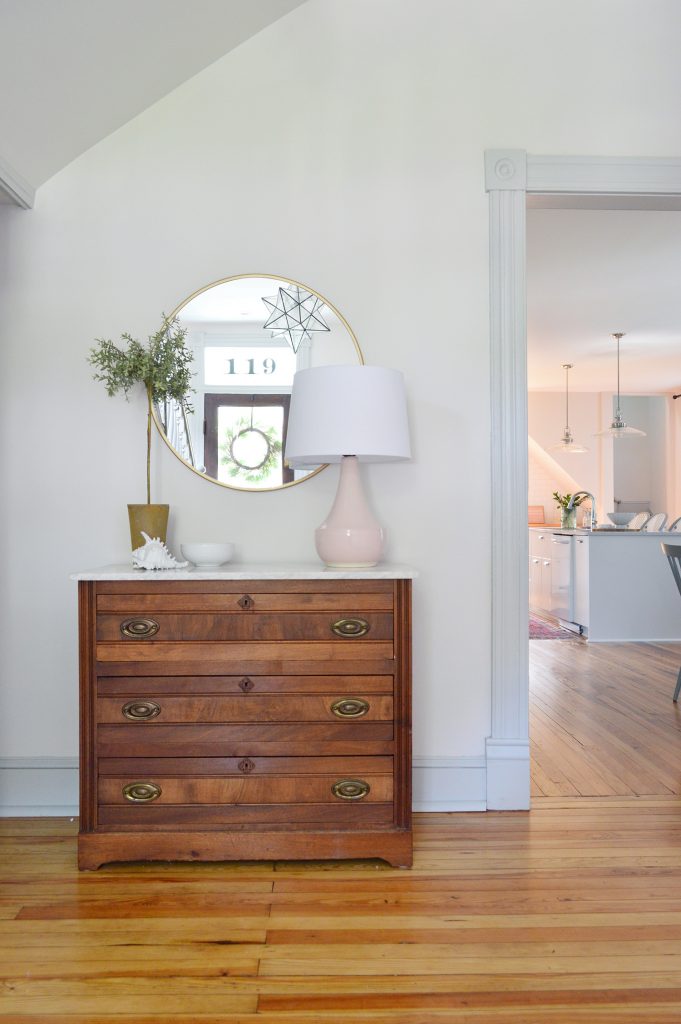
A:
485,738,530,810
485,150,527,191
0,154,35,209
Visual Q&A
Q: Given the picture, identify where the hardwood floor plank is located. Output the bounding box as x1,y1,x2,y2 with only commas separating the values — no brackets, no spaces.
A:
530,639,681,798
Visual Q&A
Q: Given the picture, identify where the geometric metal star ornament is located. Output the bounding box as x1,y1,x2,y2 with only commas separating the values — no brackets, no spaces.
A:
262,285,330,353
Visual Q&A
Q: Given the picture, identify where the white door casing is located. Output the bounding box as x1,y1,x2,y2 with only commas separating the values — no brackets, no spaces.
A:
485,150,681,810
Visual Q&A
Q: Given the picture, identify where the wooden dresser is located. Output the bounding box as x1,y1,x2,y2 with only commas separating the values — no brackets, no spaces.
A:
74,565,414,869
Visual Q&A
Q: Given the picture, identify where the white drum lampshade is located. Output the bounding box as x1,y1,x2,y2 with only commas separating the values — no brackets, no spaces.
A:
285,365,411,566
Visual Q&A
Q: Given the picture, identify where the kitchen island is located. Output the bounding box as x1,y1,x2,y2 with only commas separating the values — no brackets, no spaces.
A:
529,528,681,642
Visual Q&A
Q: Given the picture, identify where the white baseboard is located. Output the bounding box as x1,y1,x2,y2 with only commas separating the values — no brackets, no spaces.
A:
0,755,490,816
0,756,516,813
0,757,78,817
413,755,487,811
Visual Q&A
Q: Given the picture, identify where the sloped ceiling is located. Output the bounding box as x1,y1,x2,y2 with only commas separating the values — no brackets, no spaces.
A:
0,0,306,201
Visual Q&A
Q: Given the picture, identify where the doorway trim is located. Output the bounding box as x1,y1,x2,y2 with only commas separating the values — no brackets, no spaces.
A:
484,150,681,810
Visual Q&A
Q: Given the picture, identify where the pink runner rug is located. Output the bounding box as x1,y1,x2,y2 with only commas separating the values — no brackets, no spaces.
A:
529,615,572,639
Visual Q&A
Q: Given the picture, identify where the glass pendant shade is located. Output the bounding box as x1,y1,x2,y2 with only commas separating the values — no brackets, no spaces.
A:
594,332,646,438
551,364,588,453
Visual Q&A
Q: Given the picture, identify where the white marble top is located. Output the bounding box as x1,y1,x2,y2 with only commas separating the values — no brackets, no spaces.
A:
70,562,418,581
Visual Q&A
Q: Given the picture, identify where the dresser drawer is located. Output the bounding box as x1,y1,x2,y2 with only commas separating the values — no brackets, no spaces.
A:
98,767,393,829
97,722,394,757
97,674,394,696
97,589,393,613
98,803,395,829
99,772,392,805
95,640,394,664
97,693,393,724
96,611,393,643
99,755,392,777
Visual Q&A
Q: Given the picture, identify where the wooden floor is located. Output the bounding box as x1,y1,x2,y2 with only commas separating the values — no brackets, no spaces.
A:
2,802,681,1022
3,641,681,1020
531,637,681,798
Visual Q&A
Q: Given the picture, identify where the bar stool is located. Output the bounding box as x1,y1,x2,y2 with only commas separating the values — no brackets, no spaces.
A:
661,542,681,701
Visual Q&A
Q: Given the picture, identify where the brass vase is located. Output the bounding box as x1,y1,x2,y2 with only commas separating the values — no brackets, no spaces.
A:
127,504,169,550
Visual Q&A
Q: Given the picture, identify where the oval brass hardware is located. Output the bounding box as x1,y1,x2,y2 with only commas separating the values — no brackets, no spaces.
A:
331,778,371,801
122,700,161,721
331,617,370,638
237,594,254,610
239,677,254,692
120,617,159,639
122,781,162,803
238,758,255,774
331,698,370,718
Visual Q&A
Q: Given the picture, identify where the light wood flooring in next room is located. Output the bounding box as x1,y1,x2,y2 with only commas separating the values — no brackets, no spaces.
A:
531,636,681,798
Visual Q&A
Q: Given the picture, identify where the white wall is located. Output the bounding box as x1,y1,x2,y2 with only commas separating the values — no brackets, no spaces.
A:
613,396,669,513
3,0,681,810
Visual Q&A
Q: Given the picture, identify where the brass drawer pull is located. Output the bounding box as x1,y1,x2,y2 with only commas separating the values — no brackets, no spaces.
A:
331,698,370,718
239,677,254,692
332,778,371,801
122,700,161,721
331,617,370,638
237,594,254,610
122,782,162,803
120,617,159,639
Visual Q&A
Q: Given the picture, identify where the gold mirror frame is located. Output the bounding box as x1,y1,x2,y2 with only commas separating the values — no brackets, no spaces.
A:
153,273,364,492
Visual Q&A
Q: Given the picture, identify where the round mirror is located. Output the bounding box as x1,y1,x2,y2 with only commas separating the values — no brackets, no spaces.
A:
154,275,363,491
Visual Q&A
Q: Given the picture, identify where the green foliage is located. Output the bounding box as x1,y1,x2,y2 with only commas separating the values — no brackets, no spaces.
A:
88,316,194,409
219,418,282,485
552,491,586,509
88,316,194,503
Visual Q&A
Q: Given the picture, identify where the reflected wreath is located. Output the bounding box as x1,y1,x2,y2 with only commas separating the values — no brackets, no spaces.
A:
219,417,282,484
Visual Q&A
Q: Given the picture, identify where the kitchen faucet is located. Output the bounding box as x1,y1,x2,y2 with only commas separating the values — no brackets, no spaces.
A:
567,491,597,530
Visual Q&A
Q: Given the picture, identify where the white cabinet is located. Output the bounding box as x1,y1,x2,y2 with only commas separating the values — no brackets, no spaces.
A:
550,534,574,621
573,535,589,629
529,530,552,612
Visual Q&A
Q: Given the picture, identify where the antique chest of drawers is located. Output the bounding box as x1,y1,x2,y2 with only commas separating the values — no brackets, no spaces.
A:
75,566,414,869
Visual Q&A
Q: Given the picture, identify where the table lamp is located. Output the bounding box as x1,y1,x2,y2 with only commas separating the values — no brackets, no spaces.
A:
285,364,411,566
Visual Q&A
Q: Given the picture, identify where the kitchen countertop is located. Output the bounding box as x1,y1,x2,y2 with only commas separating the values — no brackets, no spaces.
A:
543,529,673,537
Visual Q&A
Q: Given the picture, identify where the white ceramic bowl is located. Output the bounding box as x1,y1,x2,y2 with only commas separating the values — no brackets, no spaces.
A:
607,512,636,526
181,542,235,567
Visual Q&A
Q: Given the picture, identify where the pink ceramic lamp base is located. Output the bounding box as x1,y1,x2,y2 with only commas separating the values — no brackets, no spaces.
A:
315,456,384,567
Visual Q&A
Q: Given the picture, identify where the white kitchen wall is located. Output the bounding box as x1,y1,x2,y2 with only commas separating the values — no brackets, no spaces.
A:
2,0,681,810
613,396,669,514
528,392,610,519
527,439,578,524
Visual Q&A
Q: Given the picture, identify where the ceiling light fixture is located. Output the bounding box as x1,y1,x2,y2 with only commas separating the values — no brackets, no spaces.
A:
261,285,330,353
594,332,646,438
551,363,588,453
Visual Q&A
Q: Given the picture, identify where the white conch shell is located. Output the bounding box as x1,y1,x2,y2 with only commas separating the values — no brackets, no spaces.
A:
132,532,189,570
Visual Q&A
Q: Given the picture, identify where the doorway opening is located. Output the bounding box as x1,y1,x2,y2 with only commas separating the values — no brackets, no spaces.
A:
485,151,681,810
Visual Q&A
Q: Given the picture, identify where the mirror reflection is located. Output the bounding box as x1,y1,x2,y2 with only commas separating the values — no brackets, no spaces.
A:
155,275,363,490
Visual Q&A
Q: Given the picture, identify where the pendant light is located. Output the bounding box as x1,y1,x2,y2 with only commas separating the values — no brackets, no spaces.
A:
594,332,646,438
551,363,588,453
